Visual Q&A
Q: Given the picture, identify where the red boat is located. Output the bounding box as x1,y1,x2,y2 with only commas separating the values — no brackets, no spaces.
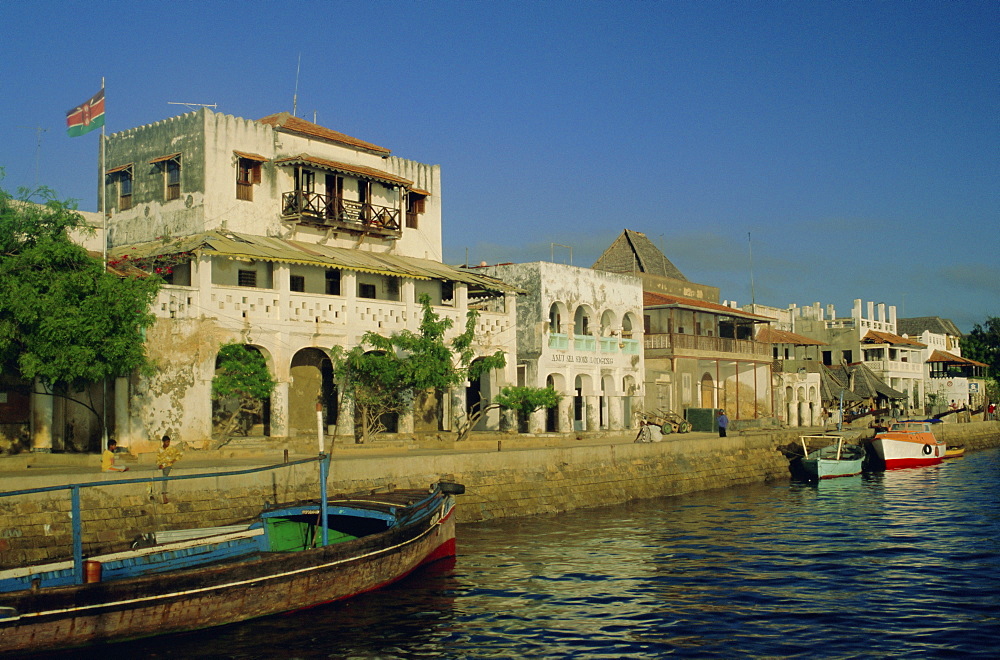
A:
871,420,946,469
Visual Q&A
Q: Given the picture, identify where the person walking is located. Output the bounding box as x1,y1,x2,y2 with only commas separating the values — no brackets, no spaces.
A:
716,410,729,438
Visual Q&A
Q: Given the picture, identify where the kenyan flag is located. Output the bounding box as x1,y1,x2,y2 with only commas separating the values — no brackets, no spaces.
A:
66,88,105,137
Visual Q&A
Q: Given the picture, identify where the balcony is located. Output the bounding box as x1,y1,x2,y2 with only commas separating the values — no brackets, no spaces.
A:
281,191,401,238
643,332,771,358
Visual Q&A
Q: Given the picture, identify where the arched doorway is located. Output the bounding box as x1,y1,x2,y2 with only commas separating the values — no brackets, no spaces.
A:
212,344,272,437
700,373,715,409
545,374,563,432
289,348,337,436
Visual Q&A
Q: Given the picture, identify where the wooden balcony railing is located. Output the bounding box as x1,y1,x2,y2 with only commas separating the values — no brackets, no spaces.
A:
281,191,401,237
644,332,771,358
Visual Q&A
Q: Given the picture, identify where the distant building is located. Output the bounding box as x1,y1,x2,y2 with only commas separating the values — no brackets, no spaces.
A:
476,262,644,433
594,230,773,428
897,316,987,412
784,300,925,413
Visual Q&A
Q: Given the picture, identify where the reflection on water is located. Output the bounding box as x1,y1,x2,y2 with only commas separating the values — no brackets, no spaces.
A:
43,448,1000,659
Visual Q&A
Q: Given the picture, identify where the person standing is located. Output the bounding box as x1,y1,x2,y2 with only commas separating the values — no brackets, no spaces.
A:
102,440,128,472
156,435,182,501
716,410,729,438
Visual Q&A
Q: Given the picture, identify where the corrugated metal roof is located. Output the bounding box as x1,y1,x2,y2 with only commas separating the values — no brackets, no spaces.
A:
109,231,518,293
149,153,181,164
862,330,926,348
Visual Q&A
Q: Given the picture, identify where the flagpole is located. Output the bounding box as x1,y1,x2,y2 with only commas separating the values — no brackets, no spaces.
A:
100,77,109,453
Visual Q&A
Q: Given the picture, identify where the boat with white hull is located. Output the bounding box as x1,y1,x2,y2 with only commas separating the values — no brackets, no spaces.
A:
871,420,945,469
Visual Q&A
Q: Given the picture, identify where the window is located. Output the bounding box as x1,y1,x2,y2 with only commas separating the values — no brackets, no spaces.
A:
236,153,264,201
165,158,181,200
119,171,133,210
386,277,400,300
441,281,454,306
238,270,257,288
151,154,182,201
325,269,341,295
107,164,134,211
290,275,305,292
358,283,377,299
406,192,426,229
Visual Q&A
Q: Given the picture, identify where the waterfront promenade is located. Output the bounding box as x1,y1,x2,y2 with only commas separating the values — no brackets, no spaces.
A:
2,421,997,568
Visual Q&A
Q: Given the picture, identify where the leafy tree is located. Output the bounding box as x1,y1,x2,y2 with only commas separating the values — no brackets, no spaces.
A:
0,176,160,431
332,294,506,443
211,343,276,439
961,316,1000,402
494,385,562,433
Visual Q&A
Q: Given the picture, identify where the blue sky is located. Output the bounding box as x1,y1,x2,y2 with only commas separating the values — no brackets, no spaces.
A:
2,1,997,332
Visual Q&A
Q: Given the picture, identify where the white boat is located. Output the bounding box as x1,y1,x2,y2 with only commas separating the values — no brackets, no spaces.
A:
871,420,946,469
798,434,865,480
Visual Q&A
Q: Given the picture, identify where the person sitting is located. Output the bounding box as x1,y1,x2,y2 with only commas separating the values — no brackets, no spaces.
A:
102,440,129,472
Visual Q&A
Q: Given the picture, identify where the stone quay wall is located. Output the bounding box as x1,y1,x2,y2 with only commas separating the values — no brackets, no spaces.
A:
1,421,997,569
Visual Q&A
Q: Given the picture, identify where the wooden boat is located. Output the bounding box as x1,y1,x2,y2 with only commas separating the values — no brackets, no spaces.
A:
871,420,946,469
0,479,463,653
797,434,866,480
944,445,965,459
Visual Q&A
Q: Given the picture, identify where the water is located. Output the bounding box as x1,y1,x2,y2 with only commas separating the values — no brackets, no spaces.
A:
52,448,1000,659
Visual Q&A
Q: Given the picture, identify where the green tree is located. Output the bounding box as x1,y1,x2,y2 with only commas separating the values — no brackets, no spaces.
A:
961,316,1000,402
211,343,276,439
0,176,160,431
494,385,562,433
332,294,506,443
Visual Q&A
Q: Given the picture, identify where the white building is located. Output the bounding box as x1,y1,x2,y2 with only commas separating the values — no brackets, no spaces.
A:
476,262,644,434
30,108,519,453
785,300,925,413
897,316,987,412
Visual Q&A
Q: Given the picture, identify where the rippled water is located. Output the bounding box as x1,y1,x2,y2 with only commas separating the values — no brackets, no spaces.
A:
54,448,999,659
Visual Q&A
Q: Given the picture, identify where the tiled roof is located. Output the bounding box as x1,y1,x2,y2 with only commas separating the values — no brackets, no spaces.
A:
862,330,926,348
644,291,771,321
274,154,413,187
593,229,687,280
257,113,391,156
756,326,827,345
927,350,988,366
896,316,962,338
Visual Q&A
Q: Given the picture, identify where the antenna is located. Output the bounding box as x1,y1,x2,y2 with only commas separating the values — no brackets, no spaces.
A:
550,243,573,265
18,125,47,188
167,102,217,111
748,231,756,307
293,53,301,117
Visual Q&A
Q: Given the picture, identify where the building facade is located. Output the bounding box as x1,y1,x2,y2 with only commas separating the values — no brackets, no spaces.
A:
30,108,518,453
476,262,644,434
593,230,773,428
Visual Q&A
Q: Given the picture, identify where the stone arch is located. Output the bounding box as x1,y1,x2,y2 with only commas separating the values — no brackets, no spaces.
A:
573,304,596,336
622,312,639,339
623,375,638,428
467,356,500,431
288,347,336,437
600,374,615,429
574,374,594,431
545,373,566,432
213,343,274,437
796,385,808,428
548,302,568,333
600,309,618,336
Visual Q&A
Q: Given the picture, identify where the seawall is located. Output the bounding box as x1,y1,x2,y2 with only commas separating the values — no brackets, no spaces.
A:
1,421,997,568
